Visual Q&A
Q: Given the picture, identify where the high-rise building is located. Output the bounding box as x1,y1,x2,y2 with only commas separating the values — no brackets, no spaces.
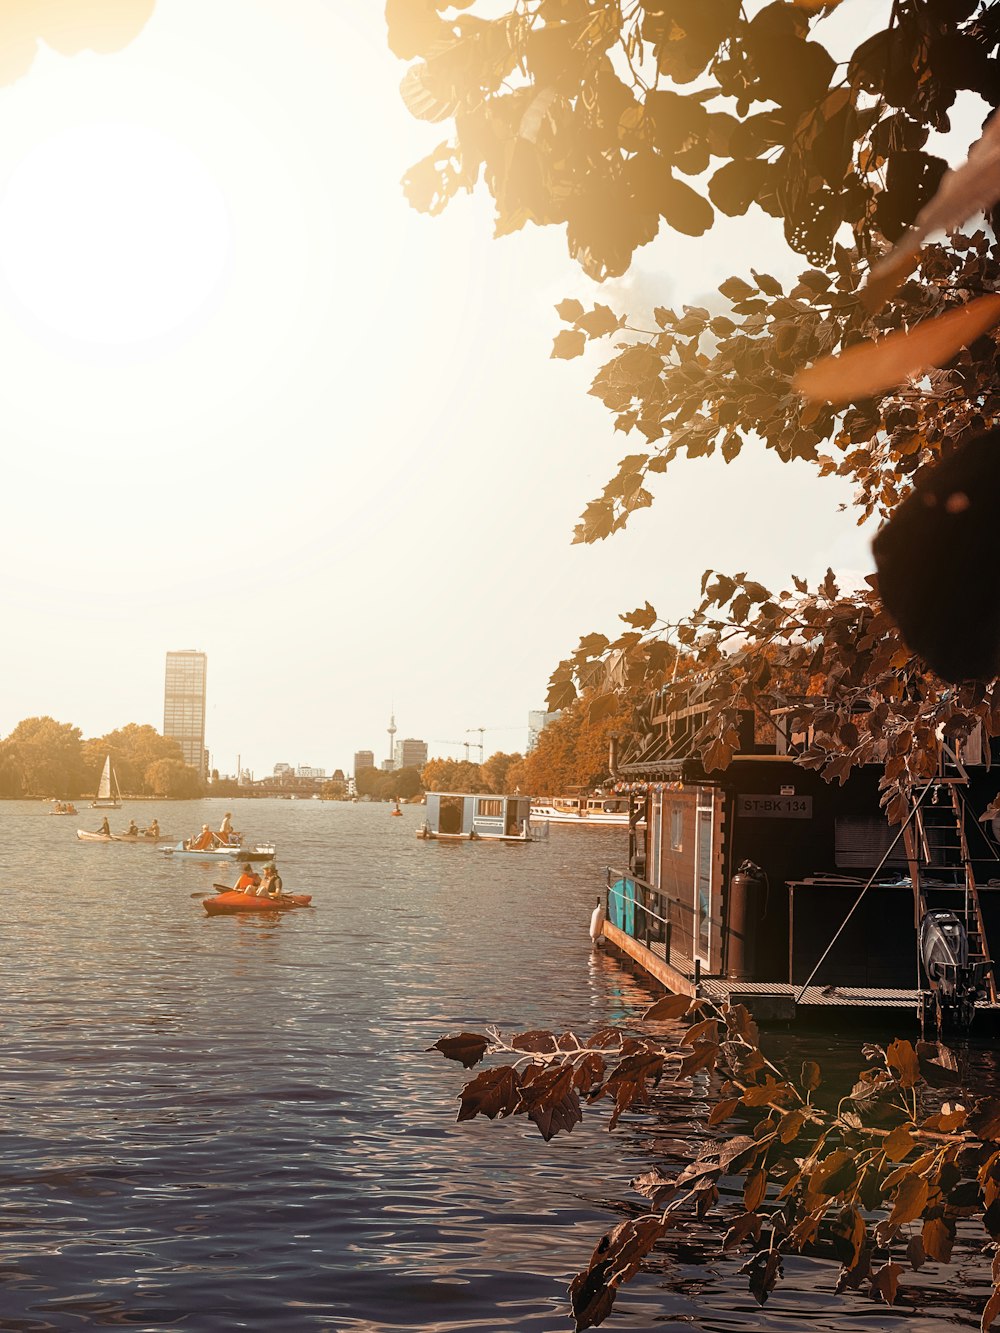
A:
163,650,207,776
354,750,375,778
528,708,560,753
394,737,428,770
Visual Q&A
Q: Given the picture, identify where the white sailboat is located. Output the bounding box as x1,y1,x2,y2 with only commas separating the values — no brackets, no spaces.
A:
90,756,122,809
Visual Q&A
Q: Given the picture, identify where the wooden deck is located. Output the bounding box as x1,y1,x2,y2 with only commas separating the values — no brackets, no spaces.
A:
602,922,1000,1028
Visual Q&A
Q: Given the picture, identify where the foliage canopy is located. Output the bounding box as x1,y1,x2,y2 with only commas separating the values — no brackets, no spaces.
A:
391,0,1000,809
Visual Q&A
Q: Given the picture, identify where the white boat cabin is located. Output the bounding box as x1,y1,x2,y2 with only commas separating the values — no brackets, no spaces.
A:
418,792,533,842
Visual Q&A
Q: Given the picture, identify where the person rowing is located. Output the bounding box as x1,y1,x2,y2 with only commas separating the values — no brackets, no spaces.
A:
256,864,283,899
96,816,111,837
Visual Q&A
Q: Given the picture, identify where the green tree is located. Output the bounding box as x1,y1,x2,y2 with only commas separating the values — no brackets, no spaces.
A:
480,750,523,795
83,724,186,796
420,757,485,792
4,716,87,795
144,758,204,798
321,778,348,800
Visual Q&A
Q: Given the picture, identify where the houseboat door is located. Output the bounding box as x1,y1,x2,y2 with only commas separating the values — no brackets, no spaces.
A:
609,877,635,935
693,788,714,967
438,796,464,836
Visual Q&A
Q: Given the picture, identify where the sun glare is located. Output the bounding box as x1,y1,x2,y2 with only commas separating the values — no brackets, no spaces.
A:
0,120,231,351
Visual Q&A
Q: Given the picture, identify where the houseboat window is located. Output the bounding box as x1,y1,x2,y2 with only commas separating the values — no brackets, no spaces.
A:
476,798,503,818
670,805,683,851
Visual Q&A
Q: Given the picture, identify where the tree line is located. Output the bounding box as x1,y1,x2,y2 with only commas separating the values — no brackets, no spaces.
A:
419,696,629,796
0,717,204,799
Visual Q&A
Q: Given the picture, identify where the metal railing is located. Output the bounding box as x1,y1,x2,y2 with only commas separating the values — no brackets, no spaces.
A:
605,867,700,986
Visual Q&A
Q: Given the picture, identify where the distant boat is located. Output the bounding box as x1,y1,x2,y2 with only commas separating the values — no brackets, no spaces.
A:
90,757,122,809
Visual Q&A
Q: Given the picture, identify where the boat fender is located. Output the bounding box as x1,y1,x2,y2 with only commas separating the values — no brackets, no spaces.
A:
590,898,607,945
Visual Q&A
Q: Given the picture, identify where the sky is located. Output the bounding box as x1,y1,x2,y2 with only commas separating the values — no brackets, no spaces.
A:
0,0,910,776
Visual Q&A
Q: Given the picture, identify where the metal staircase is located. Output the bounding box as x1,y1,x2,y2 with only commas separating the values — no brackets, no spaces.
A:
904,778,997,1010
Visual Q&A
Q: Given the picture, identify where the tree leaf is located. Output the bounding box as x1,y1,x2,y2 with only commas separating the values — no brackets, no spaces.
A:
795,294,1000,404
429,1032,490,1067
457,1065,521,1121
569,1215,664,1332
866,112,1000,309
889,1173,929,1227
870,1260,904,1306
643,992,692,1022
552,329,587,360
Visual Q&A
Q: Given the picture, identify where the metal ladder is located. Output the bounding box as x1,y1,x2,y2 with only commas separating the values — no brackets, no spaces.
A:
906,779,997,1004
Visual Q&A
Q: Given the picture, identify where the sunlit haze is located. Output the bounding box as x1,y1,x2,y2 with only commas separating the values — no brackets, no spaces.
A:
0,0,872,774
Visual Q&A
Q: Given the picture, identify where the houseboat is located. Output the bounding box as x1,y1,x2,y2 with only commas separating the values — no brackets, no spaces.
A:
595,683,1000,1031
530,793,629,826
417,792,534,842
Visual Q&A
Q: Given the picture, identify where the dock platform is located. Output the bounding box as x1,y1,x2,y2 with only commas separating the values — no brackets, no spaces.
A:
602,922,1000,1029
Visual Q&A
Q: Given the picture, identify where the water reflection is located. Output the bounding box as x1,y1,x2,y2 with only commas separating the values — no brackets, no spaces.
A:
3,801,998,1329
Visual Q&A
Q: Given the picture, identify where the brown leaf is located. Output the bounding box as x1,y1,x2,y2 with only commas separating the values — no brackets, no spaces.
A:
572,1052,607,1095
906,1234,926,1270
883,1123,919,1163
922,1215,955,1263
510,1029,559,1054
889,1173,929,1227
809,1148,858,1196
870,1260,904,1306
886,1039,921,1089
723,1210,762,1251
969,1098,1000,1143
430,1032,490,1068
744,1168,768,1212
801,1060,821,1092
709,1097,741,1127
552,328,587,360
518,1064,583,1142
794,294,1000,404
631,1169,679,1210
569,1215,664,1332
642,992,692,1022
679,1041,720,1078
778,1109,807,1144
739,1249,782,1306
865,113,1000,310
456,1066,521,1122
682,1018,719,1047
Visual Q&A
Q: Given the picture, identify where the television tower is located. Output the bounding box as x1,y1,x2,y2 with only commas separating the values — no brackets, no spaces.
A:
387,710,397,769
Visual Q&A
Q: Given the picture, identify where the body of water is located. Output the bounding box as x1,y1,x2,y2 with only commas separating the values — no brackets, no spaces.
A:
1,799,996,1331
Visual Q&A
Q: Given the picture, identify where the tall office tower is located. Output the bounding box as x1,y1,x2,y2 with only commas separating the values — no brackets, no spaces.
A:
393,738,428,770
354,750,375,778
163,650,208,777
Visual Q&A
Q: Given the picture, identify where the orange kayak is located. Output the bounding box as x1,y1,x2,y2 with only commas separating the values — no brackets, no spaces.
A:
204,890,312,915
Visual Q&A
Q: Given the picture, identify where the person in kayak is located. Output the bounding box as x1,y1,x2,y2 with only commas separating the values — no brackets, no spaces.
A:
257,864,283,899
97,816,111,837
125,819,139,837
235,863,260,894
147,818,160,840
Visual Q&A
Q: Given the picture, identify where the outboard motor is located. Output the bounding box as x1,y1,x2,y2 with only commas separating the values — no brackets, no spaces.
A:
919,909,990,1030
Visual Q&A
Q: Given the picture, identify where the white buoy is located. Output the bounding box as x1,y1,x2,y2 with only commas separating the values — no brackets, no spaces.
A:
589,898,606,946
